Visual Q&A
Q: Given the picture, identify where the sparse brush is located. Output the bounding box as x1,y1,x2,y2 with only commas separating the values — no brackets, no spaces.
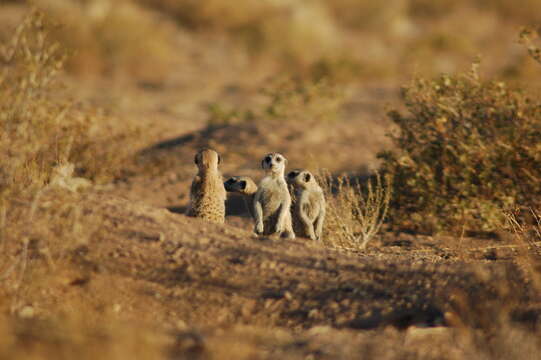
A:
0,9,72,196
0,9,141,198
320,171,392,250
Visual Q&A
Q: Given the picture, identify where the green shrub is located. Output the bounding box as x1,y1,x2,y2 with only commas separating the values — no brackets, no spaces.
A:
378,63,541,233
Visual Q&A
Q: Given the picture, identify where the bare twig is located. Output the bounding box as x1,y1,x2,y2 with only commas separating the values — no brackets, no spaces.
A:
321,171,392,250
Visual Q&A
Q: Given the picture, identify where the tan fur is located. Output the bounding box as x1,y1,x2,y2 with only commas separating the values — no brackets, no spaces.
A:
186,148,226,224
287,169,326,241
253,153,295,239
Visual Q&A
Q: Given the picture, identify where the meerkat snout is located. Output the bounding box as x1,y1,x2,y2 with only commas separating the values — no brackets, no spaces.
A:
224,177,236,187
224,176,258,219
224,177,249,192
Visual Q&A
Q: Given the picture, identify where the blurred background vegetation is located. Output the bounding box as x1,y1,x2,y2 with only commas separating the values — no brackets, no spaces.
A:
0,0,539,83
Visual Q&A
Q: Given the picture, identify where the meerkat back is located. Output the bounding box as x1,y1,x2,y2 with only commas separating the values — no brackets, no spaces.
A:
186,148,226,224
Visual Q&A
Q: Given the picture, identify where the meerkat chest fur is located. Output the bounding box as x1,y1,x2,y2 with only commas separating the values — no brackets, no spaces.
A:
258,176,290,217
295,188,323,220
287,169,325,241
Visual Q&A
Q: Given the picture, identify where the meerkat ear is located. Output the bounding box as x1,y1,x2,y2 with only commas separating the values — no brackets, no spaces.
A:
304,173,311,182
218,154,222,165
194,153,199,165
239,180,247,190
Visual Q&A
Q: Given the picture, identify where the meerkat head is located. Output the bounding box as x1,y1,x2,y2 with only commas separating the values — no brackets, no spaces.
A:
194,148,221,172
261,152,287,175
224,176,258,195
287,169,314,188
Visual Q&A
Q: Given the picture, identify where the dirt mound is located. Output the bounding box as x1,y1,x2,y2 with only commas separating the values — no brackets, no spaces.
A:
2,190,539,358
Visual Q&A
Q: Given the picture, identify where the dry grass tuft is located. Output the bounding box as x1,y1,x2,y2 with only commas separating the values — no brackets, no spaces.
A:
0,8,141,199
320,171,392,250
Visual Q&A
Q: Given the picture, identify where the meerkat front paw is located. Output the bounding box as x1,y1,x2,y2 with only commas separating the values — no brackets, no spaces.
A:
254,223,264,235
281,230,296,239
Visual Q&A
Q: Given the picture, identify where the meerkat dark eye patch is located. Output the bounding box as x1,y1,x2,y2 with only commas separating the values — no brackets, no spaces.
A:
239,180,247,190
225,178,235,185
304,173,311,182
276,157,282,162
265,156,272,163
288,170,300,178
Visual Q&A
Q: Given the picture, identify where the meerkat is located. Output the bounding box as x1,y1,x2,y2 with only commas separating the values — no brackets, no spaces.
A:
286,169,326,241
224,176,258,218
185,148,226,224
253,153,295,239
